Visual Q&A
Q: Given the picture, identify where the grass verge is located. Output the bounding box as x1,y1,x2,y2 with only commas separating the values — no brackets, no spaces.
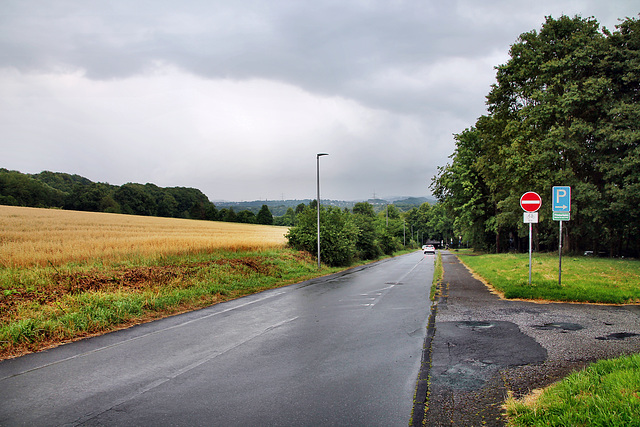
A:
0,248,414,360
505,353,640,426
457,252,640,304
431,251,443,301
0,248,346,360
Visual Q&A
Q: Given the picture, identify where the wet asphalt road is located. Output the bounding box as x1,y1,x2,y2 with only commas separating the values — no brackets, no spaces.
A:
0,251,434,426
421,252,640,426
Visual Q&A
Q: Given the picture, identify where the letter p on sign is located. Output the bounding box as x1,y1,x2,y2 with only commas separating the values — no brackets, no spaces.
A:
552,186,571,212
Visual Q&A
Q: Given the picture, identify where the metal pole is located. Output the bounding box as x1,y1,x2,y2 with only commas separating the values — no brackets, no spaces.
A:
559,220,563,286
316,153,328,269
386,204,388,227
528,222,533,285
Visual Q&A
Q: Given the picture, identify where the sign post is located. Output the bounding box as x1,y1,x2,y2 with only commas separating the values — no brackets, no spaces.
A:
520,192,541,285
553,186,571,286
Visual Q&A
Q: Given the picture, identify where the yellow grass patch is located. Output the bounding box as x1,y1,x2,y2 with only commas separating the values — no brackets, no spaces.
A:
0,205,288,267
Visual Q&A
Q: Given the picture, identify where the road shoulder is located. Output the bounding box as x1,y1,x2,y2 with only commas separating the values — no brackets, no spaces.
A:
419,251,640,426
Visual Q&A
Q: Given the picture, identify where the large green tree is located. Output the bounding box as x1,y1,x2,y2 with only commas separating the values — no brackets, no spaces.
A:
352,202,382,259
432,128,492,250
256,204,273,225
433,15,640,256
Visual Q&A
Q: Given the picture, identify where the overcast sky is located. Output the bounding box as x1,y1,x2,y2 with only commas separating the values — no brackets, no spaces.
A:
2,1,638,202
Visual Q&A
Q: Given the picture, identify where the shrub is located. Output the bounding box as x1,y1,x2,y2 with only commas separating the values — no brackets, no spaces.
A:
286,205,358,267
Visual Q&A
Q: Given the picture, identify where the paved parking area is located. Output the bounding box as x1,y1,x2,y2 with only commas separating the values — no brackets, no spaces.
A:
421,252,640,426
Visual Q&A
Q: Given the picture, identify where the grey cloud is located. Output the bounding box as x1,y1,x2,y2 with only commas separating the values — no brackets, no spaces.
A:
1,0,638,201
1,2,512,100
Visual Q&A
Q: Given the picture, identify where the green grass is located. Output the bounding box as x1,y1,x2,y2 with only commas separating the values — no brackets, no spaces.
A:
431,251,443,300
0,249,344,358
505,353,640,426
458,252,640,304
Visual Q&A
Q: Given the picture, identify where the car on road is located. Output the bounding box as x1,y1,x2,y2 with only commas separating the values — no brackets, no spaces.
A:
423,245,436,254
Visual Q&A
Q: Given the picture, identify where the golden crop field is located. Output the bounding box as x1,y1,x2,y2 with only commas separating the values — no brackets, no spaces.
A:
0,205,289,267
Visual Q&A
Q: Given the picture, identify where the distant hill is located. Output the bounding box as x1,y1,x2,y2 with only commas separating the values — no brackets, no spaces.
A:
0,168,435,219
216,196,435,216
392,197,436,210
0,169,216,221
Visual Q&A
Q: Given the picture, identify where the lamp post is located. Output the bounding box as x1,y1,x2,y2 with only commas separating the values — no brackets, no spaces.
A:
316,153,328,269
403,221,406,246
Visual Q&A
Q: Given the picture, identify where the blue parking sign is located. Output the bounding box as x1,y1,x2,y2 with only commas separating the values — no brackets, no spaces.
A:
552,186,571,212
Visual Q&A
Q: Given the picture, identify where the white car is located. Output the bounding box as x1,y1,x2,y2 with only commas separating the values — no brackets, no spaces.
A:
423,245,436,254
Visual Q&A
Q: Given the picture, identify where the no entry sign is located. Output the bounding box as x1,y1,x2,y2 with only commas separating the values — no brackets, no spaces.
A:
520,192,542,212
521,191,542,285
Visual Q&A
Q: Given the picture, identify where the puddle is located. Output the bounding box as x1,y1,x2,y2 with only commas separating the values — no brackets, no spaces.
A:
456,321,494,330
532,323,584,332
595,332,639,341
440,364,486,390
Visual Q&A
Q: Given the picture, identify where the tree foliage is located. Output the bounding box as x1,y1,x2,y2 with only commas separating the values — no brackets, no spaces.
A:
256,204,274,225
352,202,382,259
432,15,640,256
286,204,358,267
0,169,224,222
0,169,65,207
285,200,453,267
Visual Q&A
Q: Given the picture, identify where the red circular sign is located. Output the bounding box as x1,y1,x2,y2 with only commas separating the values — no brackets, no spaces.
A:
520,192,542,212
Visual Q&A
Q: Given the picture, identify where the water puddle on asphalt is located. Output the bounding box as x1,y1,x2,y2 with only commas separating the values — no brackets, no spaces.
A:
595,332,640,340
532,322,584,332
531,323,639,340
455,321,495,330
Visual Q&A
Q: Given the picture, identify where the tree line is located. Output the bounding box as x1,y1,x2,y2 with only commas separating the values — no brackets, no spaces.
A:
0,168,454,249
286,200,454,267
0,169,274,225
1,169,459,263
432,15,640,257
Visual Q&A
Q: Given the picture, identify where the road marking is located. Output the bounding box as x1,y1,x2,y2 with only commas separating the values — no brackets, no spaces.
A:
363,255,430,309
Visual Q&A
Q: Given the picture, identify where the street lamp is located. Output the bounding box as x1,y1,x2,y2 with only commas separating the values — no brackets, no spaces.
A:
316,153,328,269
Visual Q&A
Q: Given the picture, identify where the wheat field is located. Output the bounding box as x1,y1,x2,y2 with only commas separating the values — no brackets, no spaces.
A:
0,205,289,267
